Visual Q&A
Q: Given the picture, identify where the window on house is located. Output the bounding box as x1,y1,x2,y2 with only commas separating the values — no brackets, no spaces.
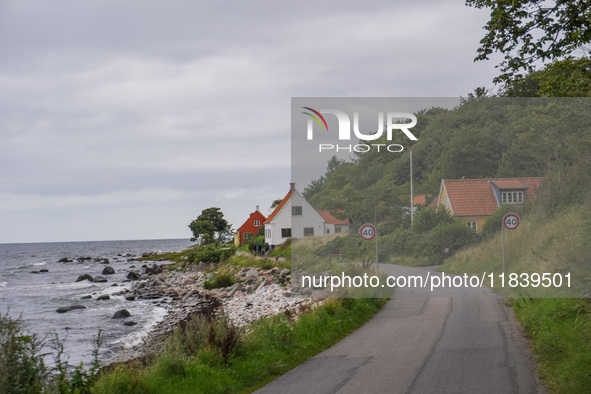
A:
254,220,260,227
292,206,302,216
466,221,477,231
326,229,330,234
243,232,253,240
281,228,292,238
335,226,341,234
265,229,271,239
502,191,524,204
304,227,314,236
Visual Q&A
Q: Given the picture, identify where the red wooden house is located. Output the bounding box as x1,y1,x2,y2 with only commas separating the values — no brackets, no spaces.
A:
234,206,267,246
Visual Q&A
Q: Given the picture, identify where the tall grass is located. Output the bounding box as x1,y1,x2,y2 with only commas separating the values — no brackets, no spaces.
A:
0,311,103,394
93,297,387,393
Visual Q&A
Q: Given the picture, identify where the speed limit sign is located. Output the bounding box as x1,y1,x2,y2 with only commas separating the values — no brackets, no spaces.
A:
359,223,376,240
503,213,520,230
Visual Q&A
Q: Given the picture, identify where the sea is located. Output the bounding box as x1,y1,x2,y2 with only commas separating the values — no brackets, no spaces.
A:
0,238,193,368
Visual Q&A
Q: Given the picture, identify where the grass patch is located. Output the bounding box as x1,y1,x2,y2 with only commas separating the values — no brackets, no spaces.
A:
203,273,235,290
513,298,591,393
226,254,290,270
92,297,388,394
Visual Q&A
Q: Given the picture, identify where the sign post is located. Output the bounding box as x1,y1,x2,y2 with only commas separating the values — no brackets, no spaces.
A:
360,223,378,268
502,213,520,273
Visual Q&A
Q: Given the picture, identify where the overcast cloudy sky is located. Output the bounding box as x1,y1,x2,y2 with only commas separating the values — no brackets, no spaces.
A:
0,0,501,243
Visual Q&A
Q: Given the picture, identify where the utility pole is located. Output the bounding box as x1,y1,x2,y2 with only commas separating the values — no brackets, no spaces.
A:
410,149,414,228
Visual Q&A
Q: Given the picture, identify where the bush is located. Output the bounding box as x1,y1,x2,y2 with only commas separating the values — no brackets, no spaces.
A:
0,311,46,394
203,273,235,290
0,312,103,394
188,245,235,264
481,204,523,239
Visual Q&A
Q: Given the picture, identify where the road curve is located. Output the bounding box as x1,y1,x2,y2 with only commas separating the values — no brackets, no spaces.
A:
256,264,545,394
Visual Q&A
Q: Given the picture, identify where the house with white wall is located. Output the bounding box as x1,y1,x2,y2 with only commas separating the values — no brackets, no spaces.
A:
264,183,339,248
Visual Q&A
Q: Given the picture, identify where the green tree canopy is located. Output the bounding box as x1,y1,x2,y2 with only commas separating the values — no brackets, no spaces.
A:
188,207,232,245
467,0,591,82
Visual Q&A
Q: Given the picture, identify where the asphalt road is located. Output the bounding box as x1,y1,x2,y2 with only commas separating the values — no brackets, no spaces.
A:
256,264,545,394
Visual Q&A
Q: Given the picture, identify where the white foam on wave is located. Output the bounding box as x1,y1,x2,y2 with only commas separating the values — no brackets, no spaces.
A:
118,305,168,349
99,283,131,296
0,281,8,288
52,281,96,290
33,261,46,266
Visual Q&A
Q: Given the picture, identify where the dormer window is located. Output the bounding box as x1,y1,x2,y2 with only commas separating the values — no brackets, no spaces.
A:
502,191,524,204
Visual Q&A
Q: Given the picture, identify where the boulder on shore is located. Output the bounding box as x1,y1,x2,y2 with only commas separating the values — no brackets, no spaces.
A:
76,274,94,282
112,309,131,319
93,276,108,283
102,266,115,275
56,305,87,313
127,270,141,280
96,295,110,301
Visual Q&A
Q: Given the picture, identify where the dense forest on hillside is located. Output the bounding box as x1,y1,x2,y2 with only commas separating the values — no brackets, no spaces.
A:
300,62,591,265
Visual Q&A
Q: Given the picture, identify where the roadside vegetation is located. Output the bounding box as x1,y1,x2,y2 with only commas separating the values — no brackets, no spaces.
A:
91,297,387,394
0,310,103,394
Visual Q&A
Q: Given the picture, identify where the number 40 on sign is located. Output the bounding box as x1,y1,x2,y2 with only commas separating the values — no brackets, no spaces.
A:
359,223,376,240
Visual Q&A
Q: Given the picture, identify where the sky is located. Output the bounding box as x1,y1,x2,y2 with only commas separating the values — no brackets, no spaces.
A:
0,0,502,243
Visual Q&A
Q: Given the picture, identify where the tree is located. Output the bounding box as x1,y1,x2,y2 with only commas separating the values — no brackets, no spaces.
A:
188,207,232,244
502,58,591,97
467,0,591,82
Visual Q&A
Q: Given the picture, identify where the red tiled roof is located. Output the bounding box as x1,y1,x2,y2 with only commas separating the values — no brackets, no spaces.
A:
442,177,544,217
490,179,527,190
317,210,349,225
264,191,292,224
428,194,439,208
413,194,431,206
444,179,499,217
502,177,543,201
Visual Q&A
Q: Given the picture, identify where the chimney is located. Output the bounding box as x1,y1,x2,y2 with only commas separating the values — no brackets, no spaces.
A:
256,205,260,212
290,182,296,193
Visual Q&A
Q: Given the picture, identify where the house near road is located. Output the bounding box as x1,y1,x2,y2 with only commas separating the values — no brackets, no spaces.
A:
264,183,350,248
434,177,543,232
234,206,266,246
317,210,350,235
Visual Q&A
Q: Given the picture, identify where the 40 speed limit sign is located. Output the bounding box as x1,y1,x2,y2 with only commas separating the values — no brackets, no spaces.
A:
359,223,376,240
503,213,520,230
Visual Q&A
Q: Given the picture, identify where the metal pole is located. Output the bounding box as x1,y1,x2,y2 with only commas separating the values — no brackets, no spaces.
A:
502,222,505,273
410,149,414,228
374,213,379,268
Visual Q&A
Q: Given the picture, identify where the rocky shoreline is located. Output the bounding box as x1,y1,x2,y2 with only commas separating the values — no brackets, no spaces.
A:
106,257,320,362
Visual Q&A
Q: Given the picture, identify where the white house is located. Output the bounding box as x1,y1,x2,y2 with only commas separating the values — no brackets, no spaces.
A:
264,183,345,248
317,210,350,235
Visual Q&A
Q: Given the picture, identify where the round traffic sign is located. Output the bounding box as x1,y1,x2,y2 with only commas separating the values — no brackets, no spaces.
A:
359,223,376,240
503,213,520,230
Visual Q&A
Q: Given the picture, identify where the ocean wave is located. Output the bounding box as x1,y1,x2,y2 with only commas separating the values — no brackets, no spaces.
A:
0,281,8,288
118,305,168,349
33,262,47,266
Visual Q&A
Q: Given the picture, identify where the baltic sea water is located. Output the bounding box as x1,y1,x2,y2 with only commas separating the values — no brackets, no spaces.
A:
0,238,193,367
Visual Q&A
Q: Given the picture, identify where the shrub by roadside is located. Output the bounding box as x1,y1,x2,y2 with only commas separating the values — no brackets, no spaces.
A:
92,297,388,394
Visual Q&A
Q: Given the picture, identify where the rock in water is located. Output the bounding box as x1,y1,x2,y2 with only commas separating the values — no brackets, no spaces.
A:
93,276,108,283
127,270,141,280
76,274,94,282
102,266,115,275
56,305,87,313
112,309,131,319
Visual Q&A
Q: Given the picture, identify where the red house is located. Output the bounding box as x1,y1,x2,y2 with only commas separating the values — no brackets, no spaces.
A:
234,206,267,246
